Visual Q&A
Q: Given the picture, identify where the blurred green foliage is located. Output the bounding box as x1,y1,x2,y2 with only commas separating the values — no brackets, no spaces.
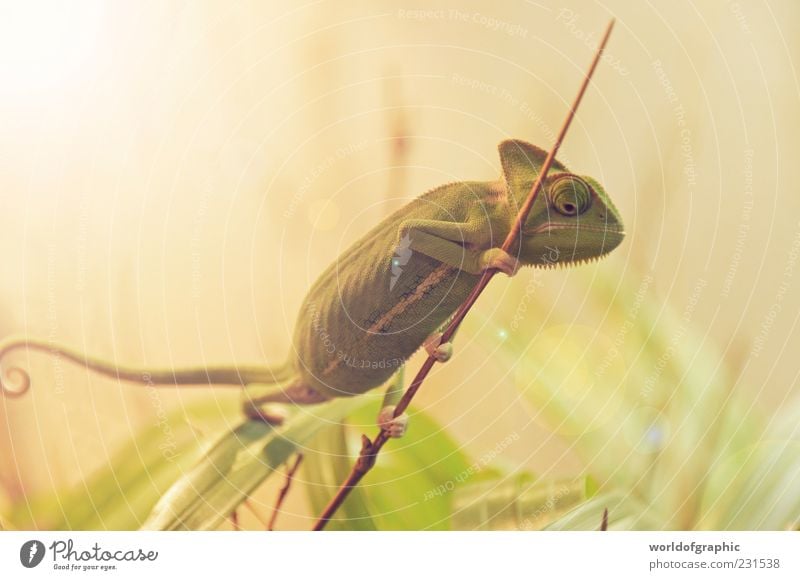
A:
4,266,799,530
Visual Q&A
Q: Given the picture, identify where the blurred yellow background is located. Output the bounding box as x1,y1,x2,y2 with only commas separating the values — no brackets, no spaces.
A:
1,0,798,529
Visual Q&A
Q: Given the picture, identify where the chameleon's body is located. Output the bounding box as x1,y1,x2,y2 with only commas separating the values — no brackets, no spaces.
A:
292,181,491,400
0,139,623,433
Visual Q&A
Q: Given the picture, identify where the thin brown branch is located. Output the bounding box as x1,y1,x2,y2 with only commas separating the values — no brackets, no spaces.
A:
312,18,615,531
268,454,304,531
601,507,609,531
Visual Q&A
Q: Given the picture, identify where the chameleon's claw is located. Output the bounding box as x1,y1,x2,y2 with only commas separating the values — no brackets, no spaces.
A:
377,405,409,438
424,332,453,362
480,248,521,277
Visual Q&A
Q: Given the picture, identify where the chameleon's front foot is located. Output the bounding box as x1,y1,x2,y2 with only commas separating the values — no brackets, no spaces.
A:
479,248,521,277
424,332,453,362
377,405,409,438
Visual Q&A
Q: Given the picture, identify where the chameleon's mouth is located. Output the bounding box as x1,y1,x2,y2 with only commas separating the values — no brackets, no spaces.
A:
523,221,625,268
523,221,626,236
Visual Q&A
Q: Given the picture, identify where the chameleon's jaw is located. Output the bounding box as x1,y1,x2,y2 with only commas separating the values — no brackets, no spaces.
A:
522,221,625,267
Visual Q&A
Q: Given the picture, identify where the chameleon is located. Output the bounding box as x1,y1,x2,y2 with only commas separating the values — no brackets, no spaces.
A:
0,139,624,437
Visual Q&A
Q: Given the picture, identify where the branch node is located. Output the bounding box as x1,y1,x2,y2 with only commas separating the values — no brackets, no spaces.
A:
355,434,378,472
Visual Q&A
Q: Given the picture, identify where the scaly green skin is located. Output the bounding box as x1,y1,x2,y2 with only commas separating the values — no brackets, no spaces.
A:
0,139,624,428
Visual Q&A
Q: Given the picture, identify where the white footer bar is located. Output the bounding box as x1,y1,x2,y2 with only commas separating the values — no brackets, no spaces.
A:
1,531,798,579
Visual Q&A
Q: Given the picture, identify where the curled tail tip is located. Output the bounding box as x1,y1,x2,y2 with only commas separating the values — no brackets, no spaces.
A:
0,337,42,398
0,366,31,398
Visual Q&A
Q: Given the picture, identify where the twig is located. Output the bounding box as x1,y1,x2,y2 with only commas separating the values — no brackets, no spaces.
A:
600,507,609,531
243,500,270,528
229,500,272,530
312,18,615,531
268,454,304,531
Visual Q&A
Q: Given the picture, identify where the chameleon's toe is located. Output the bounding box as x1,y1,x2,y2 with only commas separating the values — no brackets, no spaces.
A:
377,405,409,438
424,332,453,362
432,342,453,362
480,248,521,277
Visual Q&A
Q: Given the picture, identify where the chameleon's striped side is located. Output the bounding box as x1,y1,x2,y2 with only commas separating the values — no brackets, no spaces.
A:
291,181,508,398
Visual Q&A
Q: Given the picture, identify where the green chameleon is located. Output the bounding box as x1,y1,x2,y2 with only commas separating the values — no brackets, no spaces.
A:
0,139,623,437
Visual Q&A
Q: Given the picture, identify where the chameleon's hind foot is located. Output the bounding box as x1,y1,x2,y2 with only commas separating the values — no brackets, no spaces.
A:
480,248,520,277
424,332,453,362
377,405,408,438
244,381,330,424
244,401,289,425
249,381,329,407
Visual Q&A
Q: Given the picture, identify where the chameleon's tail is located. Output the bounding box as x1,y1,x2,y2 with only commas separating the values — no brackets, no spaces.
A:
0,336,291,398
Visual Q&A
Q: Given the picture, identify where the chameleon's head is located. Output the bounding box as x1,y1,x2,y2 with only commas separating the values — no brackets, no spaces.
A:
499,139,624,267
520,172,624,267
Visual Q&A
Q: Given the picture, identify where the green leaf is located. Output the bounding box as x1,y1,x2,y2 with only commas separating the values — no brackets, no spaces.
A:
543,490,663,531
141,397,364,530
697,397,800,530
451,473,583,530
450,472,666,530
345,401,474,530
5,399,240,530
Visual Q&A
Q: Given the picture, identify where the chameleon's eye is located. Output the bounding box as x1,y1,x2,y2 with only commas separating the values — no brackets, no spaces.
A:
549,176,591,216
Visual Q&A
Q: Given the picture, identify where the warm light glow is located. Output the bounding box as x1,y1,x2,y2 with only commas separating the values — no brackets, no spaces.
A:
0,1,105,97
